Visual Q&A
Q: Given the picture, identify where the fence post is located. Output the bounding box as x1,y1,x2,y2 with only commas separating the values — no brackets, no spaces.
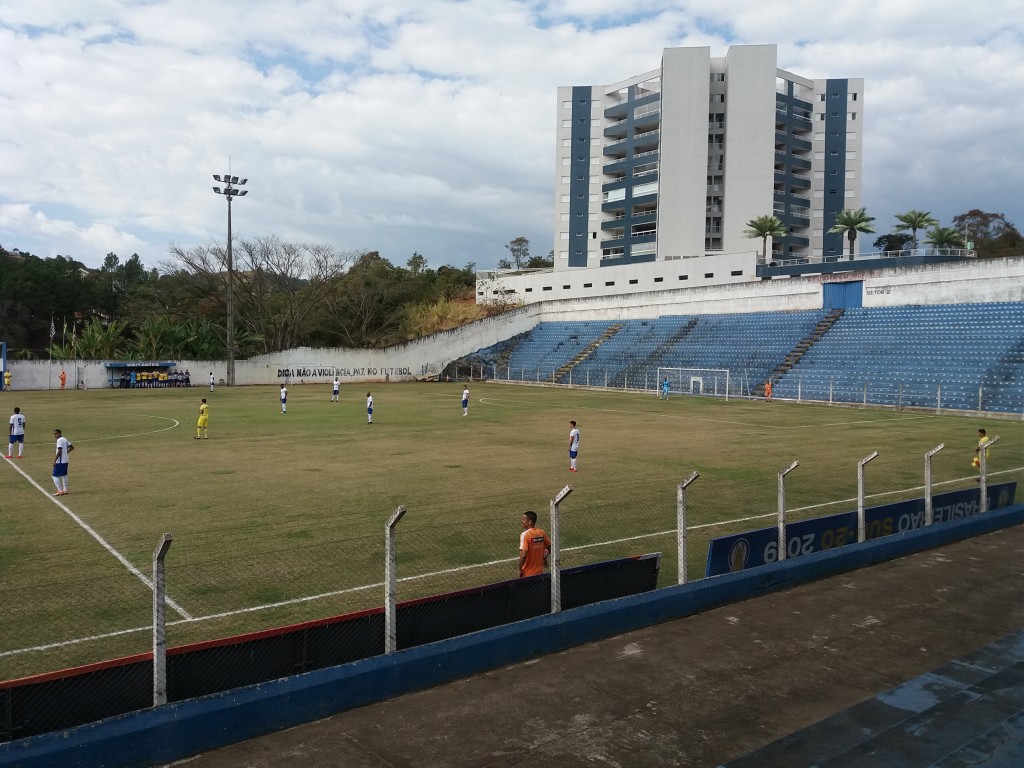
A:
899,381,904,410
798,377,802,403
604,370,608,388
384,506,407,654
152,533,173,707
777,462,799,561
937,383,942,410
857,452,879,542
979,436,1000,513
587,370,590,387
978,384,983,412
863,381,868,406
677,471,700,584
549,485,573,613
829,379,833,404
924,444,944,525
645,371,649,392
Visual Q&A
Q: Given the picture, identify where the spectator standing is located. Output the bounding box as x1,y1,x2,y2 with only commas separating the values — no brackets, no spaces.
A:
764,379,773,403
331,377,340,402
366,392,373,424
7,406,26,459
519,511,551,578
59,370,67,391
209,372,215,392
462,386,470,416
280,384,288,414
52,429,74,495
3,370,11,390
568,420,580,472
195,399,209,439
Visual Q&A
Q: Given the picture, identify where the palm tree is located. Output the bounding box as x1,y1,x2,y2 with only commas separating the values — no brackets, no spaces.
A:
828,208,876,259
743,215,788,260
893,210,939,249
924,226,965,250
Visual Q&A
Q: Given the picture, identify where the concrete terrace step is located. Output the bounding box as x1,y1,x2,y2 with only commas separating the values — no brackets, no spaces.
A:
722,630,1024,768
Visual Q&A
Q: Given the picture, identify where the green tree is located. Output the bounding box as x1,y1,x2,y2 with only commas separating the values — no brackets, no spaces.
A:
924,226,965,249
743,215,787,259
828,208,876,259
951,210,1023,258
503,236,531,269
893,210,939,249
872,233,912,253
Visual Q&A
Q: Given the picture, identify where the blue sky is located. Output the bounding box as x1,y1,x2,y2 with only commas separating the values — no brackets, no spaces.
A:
1,0,1022,272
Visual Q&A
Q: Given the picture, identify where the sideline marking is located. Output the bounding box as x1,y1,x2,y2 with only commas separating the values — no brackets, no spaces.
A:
2,417,191,622
477,395,936,429
6,467,1019,660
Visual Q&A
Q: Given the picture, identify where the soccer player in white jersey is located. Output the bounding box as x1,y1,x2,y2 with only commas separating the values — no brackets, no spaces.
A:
366,392,373,424
7,406,26,459
280,384,288,413
462,386,470,416
209,371,215,392
331,377,340,402
568,420,580,472
52,428,74,495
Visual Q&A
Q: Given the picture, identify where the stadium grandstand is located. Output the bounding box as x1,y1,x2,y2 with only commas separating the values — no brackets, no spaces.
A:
462,254,1024,415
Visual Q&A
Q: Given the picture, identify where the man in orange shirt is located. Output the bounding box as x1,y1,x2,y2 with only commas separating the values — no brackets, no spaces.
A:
519,511,551,578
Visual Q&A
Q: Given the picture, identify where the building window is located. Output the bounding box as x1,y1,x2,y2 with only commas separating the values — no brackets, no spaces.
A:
591,118,600,126
579,98,588,104
679,275,688,281
845,190,856,197
577,137,586,142
560,213,569,221
819,94,825,101
561,194,570,202
542,286,552,291
704,273,714,278
525,287,533,292
563,100,572,109
477,291,483,296
562,158,571,166
562,139,571,147
605,281,615,286
562,120,571,127
560,231,569,239
654,277,664,283
848,112,857,120
629,279,639,285
563,285,570,289
731,270,743,276
848,132,857,139
584,282,592,288
561,176,570,184
818,113,825,121
849,93,858,101
847,151,857,159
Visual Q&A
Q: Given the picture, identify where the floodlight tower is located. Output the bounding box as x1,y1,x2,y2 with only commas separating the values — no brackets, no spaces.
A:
212,173,248,386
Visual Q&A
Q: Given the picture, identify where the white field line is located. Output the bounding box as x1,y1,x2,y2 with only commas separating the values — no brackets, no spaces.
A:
2,417,193,622
17,414,181,449
7,466,1020,660
476,395,937,429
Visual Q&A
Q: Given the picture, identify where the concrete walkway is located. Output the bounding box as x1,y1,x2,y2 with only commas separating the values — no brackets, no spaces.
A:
166,523,1024,768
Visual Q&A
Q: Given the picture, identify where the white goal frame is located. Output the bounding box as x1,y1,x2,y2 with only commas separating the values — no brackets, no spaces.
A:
656,367,731,401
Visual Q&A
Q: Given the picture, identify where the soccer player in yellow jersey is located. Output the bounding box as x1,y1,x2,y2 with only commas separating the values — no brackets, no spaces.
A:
195,398,209,439
519,511,551,578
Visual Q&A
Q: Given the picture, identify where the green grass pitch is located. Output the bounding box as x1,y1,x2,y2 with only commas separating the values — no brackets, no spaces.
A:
1,382,1021,680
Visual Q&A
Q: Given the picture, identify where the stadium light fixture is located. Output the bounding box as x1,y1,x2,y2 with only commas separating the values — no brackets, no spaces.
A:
212,172,248,386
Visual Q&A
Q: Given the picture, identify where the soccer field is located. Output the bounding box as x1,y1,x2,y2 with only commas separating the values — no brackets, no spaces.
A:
1,383,1022,680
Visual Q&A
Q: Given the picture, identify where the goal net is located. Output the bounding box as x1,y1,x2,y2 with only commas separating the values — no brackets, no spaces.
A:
656,367,731,400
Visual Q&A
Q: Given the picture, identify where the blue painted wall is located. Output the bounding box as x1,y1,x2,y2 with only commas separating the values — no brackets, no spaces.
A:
4,503,1021,768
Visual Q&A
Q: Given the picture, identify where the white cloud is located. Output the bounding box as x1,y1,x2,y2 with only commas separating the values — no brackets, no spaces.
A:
1,0,1022,271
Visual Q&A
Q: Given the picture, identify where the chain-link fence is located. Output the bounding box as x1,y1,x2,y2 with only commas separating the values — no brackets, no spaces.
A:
2,437,1022,741
444,362,1022,413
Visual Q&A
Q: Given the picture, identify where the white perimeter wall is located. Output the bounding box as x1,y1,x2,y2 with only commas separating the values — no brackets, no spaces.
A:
5,257,1022,391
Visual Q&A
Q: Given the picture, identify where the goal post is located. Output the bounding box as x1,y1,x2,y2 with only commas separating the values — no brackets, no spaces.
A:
656,367,731,401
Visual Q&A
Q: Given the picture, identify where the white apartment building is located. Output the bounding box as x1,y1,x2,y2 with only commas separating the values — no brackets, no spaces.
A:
553,44,863,269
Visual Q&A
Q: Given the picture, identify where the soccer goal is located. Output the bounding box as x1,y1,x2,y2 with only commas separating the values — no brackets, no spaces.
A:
656,367,731,400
